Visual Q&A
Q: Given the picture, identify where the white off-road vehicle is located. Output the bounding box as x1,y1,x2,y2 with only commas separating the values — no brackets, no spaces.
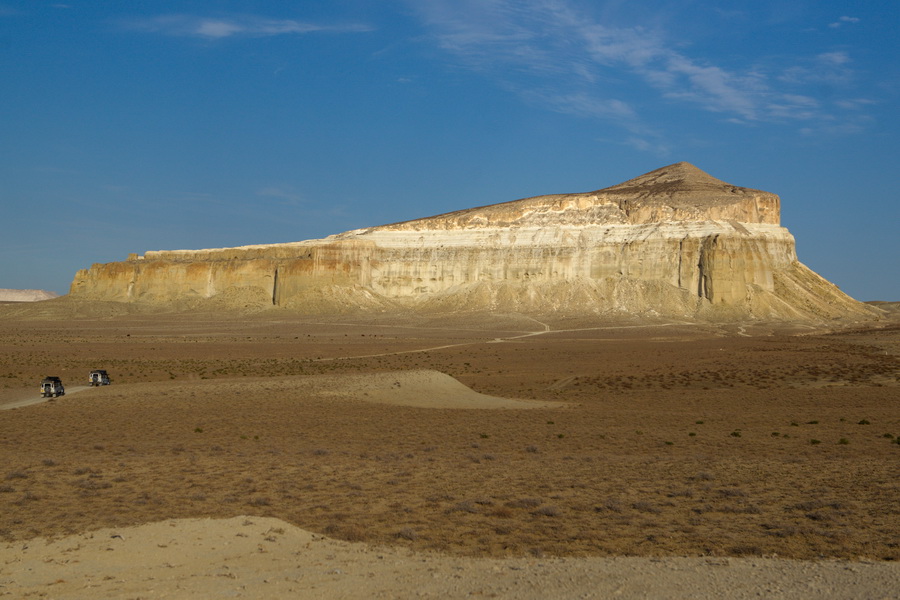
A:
89,369,111,386
40,376,65,398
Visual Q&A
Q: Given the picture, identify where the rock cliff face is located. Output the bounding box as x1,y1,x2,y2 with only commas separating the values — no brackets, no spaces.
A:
69,162,877,320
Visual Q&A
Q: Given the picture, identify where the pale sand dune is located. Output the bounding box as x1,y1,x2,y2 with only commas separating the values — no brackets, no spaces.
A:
2,516,897,599
0,289,59,302
311,370,563,409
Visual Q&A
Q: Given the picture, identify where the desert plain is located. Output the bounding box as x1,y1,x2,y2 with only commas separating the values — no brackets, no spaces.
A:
1,300,899,597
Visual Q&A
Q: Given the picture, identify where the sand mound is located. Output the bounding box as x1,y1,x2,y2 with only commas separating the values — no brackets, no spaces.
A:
0,288,59,302
313,369,560,409
3,516,897,599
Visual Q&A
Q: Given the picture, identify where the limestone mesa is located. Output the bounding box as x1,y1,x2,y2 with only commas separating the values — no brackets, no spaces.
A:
69,162,878,321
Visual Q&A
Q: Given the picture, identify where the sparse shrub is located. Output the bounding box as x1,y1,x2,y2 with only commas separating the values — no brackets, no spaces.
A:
507,497,542,509
448,500,479,514
806,420,819,425
557,433,565,439
729,545,762,556
533,505,560,517
248,496,271,507
396,528,418,541
194,427,204,433
665,441,674,445
858,419,870,425
838,438,849,445
312,449,329,456
883,433,895,439
491,506,514,518
72,478,111,490
331,525,366,542
810,439,821,445
599,498,624,513
41,459,56,467
5,470,27,480
771,432,780,437
525,445,539,453
479,433,489,439
695,420,704,425
632,501,661,514
14,491,40,504
730,430,741,438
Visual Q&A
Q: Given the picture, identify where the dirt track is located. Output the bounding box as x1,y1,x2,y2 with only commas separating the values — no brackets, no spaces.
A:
0,385,90,411
0,304,898,596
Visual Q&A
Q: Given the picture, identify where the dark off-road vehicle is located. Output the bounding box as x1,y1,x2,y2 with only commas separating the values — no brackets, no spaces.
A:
40,376,65,398
89,369,111,386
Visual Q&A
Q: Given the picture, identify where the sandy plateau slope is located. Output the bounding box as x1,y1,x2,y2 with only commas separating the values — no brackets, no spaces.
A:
0,308,898,597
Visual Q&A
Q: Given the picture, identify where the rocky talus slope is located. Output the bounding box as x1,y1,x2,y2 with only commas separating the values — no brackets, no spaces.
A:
68,162,879,321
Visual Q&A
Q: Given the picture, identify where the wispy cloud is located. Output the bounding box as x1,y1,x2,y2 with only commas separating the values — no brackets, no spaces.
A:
779,51,854,86
122,14,373,39
829,16,860,29
407,0,871,147
257,187,305,205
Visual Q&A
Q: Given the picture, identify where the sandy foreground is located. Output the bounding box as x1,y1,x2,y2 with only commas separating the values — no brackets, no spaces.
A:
3,516,898,599
2,369,898,599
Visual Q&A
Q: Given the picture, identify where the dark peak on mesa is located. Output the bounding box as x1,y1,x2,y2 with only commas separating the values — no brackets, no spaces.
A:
362,161,779,233
598,162,764,196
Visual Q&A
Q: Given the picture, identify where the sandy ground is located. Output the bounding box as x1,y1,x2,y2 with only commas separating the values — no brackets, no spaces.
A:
0,304,898,598
3,516,899,599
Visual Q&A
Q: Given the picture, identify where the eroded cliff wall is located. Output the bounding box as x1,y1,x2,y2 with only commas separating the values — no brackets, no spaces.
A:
68,163,878,321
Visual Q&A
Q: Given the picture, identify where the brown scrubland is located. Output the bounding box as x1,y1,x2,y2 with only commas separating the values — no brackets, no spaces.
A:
1,300,898,564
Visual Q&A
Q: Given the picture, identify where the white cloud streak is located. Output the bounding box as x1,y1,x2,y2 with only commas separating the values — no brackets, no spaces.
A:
257,187,305,205
829,16,860,29
123,14,373,39
408,0,870,147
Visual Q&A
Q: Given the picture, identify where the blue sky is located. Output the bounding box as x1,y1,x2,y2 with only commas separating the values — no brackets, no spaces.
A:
2,1,898,301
